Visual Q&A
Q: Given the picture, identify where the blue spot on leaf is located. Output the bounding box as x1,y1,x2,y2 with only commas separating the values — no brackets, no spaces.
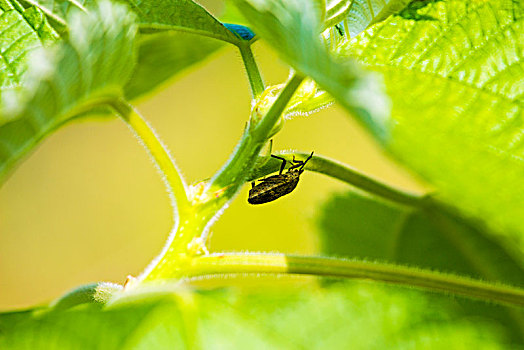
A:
223,23,255,41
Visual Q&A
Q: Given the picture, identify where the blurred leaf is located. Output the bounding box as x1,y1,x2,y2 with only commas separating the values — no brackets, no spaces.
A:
233,0,390,137
220,284,513,349
250,79,334,125
116,0,241,45
0,0,58,124
117,0,241,98
340,0,524,248
0,1,137,182
16,0,92,33
19,0,241,44
324,0,412,35
0,295,189,349
124,31,223,100
318,190,524,343
49,282,123,311
0,284,514,348
220,2,250,27
17,0,89,19
319,192,524,286
18,0,236,100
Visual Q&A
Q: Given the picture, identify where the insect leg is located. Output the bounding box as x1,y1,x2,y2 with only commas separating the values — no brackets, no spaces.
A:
271,155,287,175
251,181,255,188
291,155,303,164
288,155,304,170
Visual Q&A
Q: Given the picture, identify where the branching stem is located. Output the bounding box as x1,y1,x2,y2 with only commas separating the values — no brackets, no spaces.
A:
109,74,524,313
205,73,304,193
138,75,305,281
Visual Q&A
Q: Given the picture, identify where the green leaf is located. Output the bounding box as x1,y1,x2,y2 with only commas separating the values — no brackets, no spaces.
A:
216,284,513,349
16,0,88,18
15,0,91,34
324,0,412,35
318,190,524,343
20,5,58,41
0,0,58,124
0,284,513,348
124,30,223,100
20,0,242,44
320,191,524,285
0,295,189,349
117,0,238,98
23,0,231,99
220,2,250,27
117,0,242,45
0,0,137,182
340,0,524,247
233,0,390,136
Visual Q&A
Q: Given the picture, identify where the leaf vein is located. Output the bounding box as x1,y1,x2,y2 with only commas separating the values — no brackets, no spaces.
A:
411,2,487,67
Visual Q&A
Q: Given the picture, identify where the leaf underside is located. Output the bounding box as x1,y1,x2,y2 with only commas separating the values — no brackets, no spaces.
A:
319,190,524,343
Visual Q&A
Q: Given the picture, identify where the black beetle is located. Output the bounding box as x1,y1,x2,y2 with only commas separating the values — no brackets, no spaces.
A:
248,152,314,204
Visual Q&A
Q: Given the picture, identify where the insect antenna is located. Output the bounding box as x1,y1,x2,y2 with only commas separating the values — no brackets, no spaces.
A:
299,152,314,172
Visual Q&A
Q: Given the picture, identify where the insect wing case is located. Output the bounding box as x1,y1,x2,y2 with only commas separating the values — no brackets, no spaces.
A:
248,172,300,204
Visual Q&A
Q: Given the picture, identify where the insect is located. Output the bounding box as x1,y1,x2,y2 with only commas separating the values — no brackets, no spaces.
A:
248,152,314,205
335,24,344,37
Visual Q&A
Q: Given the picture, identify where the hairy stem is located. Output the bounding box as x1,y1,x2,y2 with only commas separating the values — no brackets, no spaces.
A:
239,43,265,97
249,152,424,207
185,253,524,308
110,99,190,215
139,75,305,281
206,74,304,192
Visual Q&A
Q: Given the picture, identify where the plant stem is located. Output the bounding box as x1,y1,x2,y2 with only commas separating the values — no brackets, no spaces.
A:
185,253,524,308
110,99,190,214
249,152,424,207
139,75,305,281
206,74,304,192
238,43,265,97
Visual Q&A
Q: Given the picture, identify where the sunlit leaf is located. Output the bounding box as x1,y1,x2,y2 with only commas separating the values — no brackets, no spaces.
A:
16,0,90,25
0,0,58,124
324,0,412,35
341,0,524,247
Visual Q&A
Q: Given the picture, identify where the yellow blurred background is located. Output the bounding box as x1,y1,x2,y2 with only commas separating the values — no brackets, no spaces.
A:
0,1,426,310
